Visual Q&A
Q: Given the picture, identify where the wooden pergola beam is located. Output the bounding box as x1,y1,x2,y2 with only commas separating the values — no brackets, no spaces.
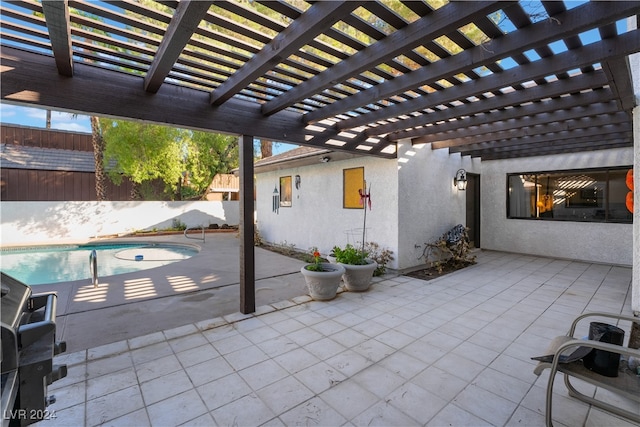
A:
239,134,255,314
430,108,628,149
452,123,632,155
209,1,361,106
394,89,616,142
144,0,213,93
305,1,639,127
478,138,632,160
41,0,73,76
261,1,507,117
340,29,640,132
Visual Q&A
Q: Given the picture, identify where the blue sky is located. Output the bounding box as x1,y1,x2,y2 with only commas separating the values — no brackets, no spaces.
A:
1,104,92,133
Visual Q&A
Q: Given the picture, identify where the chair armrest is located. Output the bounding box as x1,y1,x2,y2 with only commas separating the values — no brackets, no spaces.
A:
568,312,640,337
555,338,640,360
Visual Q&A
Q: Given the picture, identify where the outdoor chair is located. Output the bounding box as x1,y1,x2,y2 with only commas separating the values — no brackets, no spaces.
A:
532,312,640,426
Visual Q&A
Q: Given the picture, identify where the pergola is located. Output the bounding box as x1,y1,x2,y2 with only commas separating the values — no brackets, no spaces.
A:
1,0,639,313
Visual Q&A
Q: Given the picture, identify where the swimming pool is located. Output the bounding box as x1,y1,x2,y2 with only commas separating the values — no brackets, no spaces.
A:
0,243,199,285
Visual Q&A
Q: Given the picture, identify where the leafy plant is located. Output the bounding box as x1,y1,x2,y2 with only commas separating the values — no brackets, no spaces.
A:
171,218,187,231
332,243,369,265
304,247,326,272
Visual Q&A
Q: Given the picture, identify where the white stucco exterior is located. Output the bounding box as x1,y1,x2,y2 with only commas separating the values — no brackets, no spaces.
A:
0,201,239,246
631,44,640,314
256,143,635,271
481,148,634,266
255,156,399,267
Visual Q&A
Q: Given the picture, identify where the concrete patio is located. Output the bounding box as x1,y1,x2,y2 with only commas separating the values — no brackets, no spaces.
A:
35,249,637,427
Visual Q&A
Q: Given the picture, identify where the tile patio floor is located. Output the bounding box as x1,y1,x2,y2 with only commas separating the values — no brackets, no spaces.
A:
37,250,638,426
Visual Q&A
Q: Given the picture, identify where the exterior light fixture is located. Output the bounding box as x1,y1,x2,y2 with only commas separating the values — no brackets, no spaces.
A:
295,175,301,189
320,156,330,163
454,169,467,191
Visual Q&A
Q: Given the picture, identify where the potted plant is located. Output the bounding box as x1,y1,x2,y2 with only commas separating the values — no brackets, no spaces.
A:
332,243,377,292
300,248,345,301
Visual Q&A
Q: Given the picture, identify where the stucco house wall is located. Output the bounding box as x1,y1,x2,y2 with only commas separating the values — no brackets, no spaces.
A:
255,142,485,271
480,148,634,266
256,142,634,271
255,156,399,268
395,140,480,269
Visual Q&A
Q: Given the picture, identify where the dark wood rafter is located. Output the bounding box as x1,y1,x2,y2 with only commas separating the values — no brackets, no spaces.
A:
144,0,213,93
392,89,617,142
339,29,640,133
41,0,73,76
453,123,632,156
304,1,639,127
1,0,638,160
209,1,362,106
425,102,623,149
601,57,636,112
435,111,631,150
261,1,508,117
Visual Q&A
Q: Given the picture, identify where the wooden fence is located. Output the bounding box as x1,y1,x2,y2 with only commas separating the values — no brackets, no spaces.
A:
1,124,133,200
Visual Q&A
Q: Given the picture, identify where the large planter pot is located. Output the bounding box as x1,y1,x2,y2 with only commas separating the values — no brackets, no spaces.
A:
339,259,377,292
300,263,345,301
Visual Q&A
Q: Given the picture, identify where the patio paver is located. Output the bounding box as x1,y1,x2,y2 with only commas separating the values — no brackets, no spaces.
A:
36,250,637,426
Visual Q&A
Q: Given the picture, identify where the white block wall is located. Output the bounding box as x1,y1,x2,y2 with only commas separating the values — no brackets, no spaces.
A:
0,201,238,246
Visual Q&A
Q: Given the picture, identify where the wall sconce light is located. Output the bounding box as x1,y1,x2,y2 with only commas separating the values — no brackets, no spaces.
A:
454,169,467,191
295,175,301,189
320,156,330,163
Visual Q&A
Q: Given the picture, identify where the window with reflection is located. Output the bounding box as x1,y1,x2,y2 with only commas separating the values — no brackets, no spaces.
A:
507,167,632,223
279,176,292,207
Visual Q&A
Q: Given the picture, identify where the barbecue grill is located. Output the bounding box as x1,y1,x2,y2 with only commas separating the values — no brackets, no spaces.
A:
1,273,67,427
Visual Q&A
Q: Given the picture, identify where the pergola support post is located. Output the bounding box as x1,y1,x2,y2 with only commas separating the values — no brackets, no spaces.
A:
239,134,255,314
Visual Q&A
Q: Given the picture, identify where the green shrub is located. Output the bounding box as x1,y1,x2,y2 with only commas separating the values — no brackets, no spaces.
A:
332,244,368,265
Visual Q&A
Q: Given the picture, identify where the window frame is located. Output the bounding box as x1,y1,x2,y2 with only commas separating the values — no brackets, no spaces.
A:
279,175,292,207
343,167,365,209
506,166,632,224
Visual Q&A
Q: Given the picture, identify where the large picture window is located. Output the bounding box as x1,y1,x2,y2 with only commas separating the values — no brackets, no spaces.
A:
507,167,632,223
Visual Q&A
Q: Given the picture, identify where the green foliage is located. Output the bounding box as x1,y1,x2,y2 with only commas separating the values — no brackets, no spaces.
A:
332,244,368,265
304,247,324,272
101,119,184,188
99,118,238,201
184,130,238,199
171,218,187,231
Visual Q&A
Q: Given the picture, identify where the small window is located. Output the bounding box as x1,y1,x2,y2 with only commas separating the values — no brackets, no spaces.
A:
343,167,364,209
279,176,292,207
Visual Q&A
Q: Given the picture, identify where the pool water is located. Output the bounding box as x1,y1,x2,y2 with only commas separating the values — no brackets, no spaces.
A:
0,243,198,285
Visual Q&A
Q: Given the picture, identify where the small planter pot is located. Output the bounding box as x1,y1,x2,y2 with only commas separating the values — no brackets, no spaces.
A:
300,263,345,301
339,259,377,292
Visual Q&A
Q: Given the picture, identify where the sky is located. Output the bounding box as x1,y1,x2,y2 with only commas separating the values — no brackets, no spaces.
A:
0,103,299,155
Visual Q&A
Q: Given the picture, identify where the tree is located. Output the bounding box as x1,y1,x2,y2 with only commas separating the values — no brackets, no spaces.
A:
100,119,184,200
99,118,238,200
182,130,238,199
90,117,108,200
260,139,273,158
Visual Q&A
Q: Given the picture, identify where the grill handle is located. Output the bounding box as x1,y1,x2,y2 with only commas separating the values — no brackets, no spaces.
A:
18,292,57,349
